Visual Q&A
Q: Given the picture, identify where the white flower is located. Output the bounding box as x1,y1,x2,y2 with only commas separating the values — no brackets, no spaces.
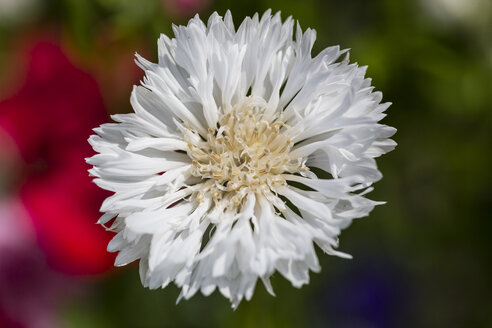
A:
87,10,396,308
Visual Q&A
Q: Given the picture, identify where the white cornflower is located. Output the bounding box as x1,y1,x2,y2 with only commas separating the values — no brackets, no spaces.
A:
87,10,396,308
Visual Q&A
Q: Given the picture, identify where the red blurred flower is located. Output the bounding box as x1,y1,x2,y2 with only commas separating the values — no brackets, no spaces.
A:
0,41,115,275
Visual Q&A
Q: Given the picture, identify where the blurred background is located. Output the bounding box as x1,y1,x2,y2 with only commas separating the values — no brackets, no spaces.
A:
0,0,490,327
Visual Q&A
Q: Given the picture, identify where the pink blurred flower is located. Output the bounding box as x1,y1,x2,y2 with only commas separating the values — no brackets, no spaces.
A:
0,199,69,328
0,41,115,275
161,0,210,17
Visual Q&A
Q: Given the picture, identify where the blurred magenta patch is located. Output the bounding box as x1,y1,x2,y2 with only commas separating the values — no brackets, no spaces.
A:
0,41,115,275
161,0,210,17
0,199,69,328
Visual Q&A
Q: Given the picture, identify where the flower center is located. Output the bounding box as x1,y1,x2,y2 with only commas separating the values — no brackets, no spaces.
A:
184,102,306,207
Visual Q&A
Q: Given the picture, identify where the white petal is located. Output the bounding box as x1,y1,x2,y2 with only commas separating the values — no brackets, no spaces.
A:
87,10,396,309
276,186,332,220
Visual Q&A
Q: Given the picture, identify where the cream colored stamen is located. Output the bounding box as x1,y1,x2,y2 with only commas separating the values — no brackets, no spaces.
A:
185,103,306,207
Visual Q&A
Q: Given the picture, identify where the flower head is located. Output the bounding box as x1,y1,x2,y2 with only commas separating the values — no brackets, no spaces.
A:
88,10,396,307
